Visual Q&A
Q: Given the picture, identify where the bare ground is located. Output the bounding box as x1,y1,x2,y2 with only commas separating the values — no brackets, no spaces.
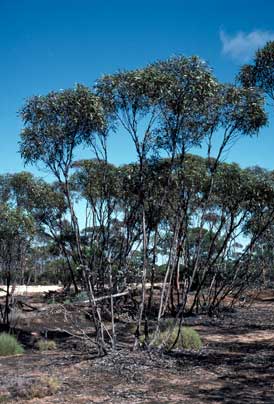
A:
1,294,274,403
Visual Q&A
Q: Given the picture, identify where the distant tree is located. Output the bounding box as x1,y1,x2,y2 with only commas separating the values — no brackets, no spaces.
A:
0,205,34,326
238,41,274,101
0,172,79,291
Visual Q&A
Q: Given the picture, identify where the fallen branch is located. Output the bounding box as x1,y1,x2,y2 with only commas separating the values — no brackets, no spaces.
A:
75,282,166,305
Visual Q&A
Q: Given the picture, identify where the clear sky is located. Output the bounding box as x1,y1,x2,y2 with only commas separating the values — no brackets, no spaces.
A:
1,0,274,178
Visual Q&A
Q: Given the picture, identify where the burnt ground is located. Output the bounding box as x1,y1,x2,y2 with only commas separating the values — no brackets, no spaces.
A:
1,294,274,403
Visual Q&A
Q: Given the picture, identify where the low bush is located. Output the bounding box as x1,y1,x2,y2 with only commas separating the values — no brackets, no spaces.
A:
0,395,9,403
149,325,202,351
36,339,57,351
73,291,89,302
0,333,24,356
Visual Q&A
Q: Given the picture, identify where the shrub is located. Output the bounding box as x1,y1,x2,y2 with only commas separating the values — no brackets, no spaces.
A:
36,339,57,351
150,325,202,351
0,395,9,403
73,291,89,302
0,333,24,356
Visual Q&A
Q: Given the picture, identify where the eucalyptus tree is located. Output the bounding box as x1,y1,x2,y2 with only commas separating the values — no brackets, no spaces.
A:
238,41,274,102
187,162,274,314
17,54,269,352
96,56,223,343
150,156,274,315
236,40,274,297
20,85,108,354
0,172,79,291
133,153,274,318
96,66,161,344
71,159,121,289
20,85,105,266
239,167,274,288
0,205,35,326
143,58,267,325
18,178,78,290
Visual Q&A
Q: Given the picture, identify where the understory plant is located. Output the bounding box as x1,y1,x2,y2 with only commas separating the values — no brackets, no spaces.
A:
0,333,24,356
147,323,202,351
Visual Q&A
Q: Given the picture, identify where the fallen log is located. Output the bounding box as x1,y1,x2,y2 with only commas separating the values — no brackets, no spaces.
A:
38,282,167,312
75,282,165,305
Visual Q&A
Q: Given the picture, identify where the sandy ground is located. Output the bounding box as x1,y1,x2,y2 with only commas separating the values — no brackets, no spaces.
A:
1,292,274,402
0,285,62,297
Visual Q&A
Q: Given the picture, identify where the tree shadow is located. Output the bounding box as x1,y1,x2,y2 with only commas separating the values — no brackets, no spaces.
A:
169,339,274,403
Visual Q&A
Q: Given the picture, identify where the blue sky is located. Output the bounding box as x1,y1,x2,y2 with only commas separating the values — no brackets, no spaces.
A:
1,0,274,178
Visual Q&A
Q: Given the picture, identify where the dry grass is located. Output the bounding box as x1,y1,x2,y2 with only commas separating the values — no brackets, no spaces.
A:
36,339,57,351
10,376,60,400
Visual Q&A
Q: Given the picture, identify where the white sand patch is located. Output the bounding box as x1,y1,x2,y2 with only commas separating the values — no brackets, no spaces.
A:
0,285,62,297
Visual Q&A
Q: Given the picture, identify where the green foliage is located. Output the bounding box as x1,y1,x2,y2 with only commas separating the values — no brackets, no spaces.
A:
73,291,89,302
0,333,24,356
0,204,35,272
238,41,274,101
150,325,202,351
72,159,120,202
20,84,105,170
96,56,220,155
63,298,72,305
15,52,273,324
0,205,34,241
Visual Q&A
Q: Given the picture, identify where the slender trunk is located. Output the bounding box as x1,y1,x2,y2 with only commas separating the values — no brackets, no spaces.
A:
134,208,148,348
60,243,78,294
108,260,116,349
4,271,10,327
147,229,158,314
